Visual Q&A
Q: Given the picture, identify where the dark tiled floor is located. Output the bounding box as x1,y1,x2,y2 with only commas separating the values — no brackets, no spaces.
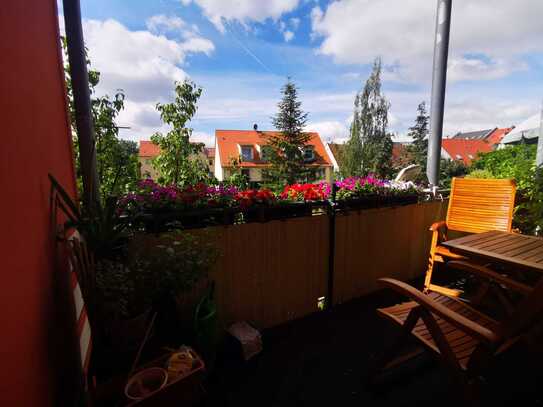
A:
204,288,543,407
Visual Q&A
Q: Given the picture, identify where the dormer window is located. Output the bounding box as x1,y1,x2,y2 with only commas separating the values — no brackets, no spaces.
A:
240,145,253,161
303,146,315,162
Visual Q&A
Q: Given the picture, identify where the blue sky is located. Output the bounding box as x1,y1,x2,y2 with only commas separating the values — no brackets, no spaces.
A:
63,0,543,146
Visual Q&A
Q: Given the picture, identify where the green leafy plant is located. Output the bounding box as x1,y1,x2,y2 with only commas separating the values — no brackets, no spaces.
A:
465,169,494,179
151,80,210,187
49,174,128,259
470,144,540,233
127,231,219,302
61,37,139,202
440,159,468,188
95,259,151,319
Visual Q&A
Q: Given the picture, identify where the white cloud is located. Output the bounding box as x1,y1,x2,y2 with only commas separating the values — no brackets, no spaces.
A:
443,100,535,136
311,0,543,82
283,30,294,42
447,57,527,82
289,17,300,30
83,18,214,103
146,15,186,34
306,120,349,143
72,17,215,141
192,131,215,146
182,0,300,32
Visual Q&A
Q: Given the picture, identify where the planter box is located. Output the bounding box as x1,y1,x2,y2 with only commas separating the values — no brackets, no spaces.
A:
335,194,419,212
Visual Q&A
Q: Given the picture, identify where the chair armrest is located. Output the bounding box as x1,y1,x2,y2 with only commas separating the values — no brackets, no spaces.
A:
429,220,447,232
379,278,499,344
447,261,533,296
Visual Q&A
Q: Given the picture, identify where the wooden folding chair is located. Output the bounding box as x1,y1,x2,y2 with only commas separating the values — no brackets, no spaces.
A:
424,178,516,298
374,261,542,405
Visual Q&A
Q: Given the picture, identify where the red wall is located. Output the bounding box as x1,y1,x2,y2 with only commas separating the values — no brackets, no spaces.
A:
0,1,80,405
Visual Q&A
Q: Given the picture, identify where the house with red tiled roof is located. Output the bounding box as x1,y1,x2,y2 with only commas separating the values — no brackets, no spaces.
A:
214,129,334,184
138,140,215,180
442,127,513,166
441,139,494,165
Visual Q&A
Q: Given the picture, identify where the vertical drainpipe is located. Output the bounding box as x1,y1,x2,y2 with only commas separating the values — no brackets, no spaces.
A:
426,0,452,189
63,0,99,208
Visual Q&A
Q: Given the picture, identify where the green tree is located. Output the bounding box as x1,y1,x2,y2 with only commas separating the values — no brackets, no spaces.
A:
470,144,541,233
343,58,392,178
407,101,429,170
340,94,364,177
440,158,468,188
150,80,209,186
62,37,139,200
264,79,312,187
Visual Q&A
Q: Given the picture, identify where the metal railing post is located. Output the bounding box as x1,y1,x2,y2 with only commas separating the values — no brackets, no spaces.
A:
427,0,452,187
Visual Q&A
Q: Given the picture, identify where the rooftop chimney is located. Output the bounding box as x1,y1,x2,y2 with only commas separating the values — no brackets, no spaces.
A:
253,123,258,131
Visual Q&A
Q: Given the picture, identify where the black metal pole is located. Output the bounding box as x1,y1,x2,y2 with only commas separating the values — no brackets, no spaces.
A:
427,0,452,188
326,183,337,310
63,0,99,208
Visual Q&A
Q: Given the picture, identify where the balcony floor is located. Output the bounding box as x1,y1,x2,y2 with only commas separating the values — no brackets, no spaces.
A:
204,285,543,407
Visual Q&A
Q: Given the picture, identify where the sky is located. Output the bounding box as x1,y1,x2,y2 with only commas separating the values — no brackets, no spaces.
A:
58,0,543,146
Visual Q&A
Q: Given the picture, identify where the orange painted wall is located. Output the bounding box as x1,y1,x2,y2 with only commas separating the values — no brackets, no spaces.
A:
0,1,80,406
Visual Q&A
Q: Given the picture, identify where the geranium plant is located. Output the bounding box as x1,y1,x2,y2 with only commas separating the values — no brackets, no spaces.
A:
280,182,330,202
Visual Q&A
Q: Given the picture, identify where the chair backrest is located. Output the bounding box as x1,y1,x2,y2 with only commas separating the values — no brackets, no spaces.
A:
446,178,516,234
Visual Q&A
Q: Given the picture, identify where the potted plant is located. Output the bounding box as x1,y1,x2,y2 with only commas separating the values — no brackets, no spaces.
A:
95,258,153,352
126,231,219,344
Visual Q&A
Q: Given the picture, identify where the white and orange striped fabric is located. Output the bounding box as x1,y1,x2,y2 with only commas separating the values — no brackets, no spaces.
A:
67,235,93,388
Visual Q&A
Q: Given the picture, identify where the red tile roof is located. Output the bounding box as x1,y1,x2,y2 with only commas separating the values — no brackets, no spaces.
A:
139,141,214,158
392,143,408,161
441,139,494,165
215,130,333,167
139,140,160,157
485,127,513,146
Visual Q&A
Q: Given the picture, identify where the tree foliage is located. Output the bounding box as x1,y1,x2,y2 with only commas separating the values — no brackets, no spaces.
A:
407,101,429,170
62,37,139,201
264,79,312,188
342,58,392,178
470,144,541,233
150,80,210,186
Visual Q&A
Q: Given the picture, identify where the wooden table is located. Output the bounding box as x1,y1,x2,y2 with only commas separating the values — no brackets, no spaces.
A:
442,230,543,273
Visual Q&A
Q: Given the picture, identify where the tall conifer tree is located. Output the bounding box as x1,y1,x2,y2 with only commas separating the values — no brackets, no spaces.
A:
265,79,311,187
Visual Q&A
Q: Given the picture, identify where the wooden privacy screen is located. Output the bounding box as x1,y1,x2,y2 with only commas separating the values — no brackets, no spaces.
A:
196,201,446,329
333,201,445,305
201,215,330,329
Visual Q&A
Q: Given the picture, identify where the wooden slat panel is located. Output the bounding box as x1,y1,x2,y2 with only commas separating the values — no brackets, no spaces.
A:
443,231,543,273
333,201,446,304
201,215,330,329
446,178,516,234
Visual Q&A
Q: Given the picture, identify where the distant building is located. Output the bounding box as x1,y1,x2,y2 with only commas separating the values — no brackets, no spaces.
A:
138,140,214,180
214,129,335,184
441,139,494,165
326,142,344,172
452,127,512,145
139,141,160,180
501,114,539,145
442,127,513,165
